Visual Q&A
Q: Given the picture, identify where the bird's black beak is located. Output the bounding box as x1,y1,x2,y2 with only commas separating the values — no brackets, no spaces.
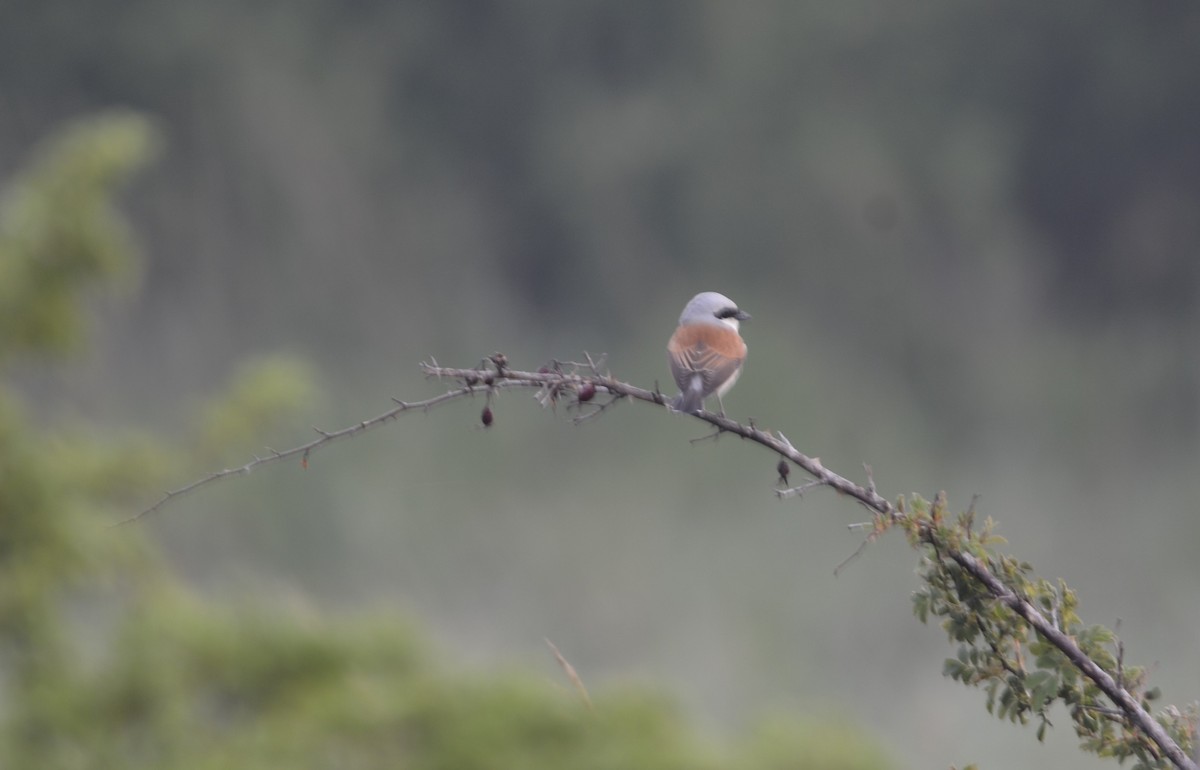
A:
735,310,751,321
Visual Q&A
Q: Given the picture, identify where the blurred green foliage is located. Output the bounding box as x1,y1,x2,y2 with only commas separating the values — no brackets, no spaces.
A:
0,111,155,358
0,114,893,770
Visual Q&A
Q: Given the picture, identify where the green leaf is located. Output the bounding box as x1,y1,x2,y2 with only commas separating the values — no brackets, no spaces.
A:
913,592,930,623
1026,670,1058,713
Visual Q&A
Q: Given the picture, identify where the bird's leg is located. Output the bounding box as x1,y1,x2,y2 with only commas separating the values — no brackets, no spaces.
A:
716,393,727,418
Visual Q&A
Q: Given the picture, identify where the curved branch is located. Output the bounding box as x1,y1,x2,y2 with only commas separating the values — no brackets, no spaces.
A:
948,548,1190,769
117,382,502,526
125,358,1197,770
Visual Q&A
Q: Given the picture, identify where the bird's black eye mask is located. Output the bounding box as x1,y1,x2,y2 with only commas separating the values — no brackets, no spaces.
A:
715,307,749,320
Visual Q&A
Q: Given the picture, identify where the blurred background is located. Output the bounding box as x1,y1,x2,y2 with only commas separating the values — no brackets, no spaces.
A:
2,2,1198,768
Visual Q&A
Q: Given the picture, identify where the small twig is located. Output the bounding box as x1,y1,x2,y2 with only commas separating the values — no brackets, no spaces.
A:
963,492,980,534
572,394,623,425
689,425,726,444
582,351,606,375
976,617,1025,680
1047,587,1062,633
833,535,874,577
1115,618,1126,691
775,479,826,500
555,356,606,372
545,638,593,711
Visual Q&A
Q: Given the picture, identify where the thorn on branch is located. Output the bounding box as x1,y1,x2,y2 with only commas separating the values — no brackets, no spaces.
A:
582,351,607,374
654,382,672,408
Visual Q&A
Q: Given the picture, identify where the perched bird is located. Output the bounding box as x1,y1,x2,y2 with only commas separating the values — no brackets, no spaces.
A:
667,291,749,415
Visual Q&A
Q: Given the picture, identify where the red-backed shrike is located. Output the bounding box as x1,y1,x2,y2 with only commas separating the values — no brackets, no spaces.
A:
667,292,749,415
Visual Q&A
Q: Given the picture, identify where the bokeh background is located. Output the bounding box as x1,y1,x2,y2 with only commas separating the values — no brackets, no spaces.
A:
3,2,1199,768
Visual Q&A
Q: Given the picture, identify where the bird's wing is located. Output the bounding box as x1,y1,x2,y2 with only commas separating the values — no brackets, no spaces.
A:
667,324,746,397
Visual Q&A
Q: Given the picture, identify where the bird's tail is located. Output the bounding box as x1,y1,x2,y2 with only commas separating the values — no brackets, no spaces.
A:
670,377,705,414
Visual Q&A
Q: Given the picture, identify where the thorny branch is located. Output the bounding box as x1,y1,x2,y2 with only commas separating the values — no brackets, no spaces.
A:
127,355,1197,770
118,380,520,526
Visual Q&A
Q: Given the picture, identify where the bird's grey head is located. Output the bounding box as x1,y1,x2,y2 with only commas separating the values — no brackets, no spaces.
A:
679,291,750,330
